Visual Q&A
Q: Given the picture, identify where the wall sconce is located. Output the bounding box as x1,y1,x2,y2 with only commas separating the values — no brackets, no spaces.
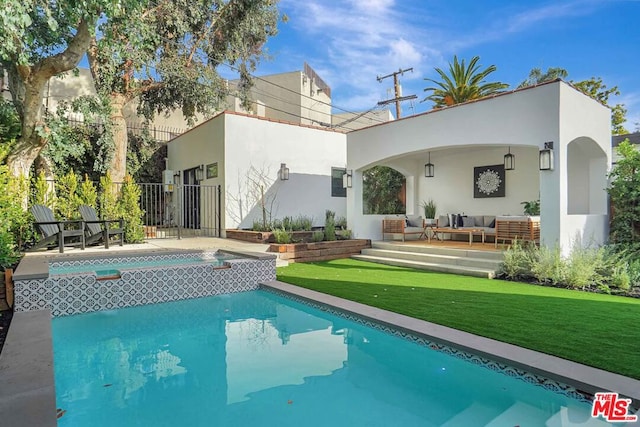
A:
342,169,353,188
504,146,515,171
195,165,204,182
279,163,290,180
424,152,435,178
539,141,554,171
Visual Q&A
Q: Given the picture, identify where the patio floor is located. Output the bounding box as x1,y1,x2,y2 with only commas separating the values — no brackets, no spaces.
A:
381,238,505,252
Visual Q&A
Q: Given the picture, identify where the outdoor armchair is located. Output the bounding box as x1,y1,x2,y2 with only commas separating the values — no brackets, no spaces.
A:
30,204,85,253
79,205,124,249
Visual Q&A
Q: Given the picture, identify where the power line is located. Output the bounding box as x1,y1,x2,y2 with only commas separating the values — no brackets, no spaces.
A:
376,67,417,119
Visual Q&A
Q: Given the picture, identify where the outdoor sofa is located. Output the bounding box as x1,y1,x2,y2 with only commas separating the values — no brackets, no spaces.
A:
382,215,425,241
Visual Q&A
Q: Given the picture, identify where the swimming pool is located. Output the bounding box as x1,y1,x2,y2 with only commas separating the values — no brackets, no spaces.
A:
52,290,612,426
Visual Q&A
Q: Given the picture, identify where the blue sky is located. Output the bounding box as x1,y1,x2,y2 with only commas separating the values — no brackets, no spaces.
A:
255,0,639,129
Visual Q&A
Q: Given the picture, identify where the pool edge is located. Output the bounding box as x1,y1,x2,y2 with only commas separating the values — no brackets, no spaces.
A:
260,280,640,407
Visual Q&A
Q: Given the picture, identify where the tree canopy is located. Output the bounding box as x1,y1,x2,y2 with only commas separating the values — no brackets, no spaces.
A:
423,56,509,108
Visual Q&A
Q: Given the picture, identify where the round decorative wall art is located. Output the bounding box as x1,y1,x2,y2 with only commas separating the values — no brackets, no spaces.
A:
473,164,506,198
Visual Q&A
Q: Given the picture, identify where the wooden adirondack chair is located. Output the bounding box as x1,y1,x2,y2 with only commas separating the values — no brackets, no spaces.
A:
79,205,124,249
30,204,85,253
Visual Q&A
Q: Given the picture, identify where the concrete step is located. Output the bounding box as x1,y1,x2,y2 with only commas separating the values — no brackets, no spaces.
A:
352,254,496,279
372,241,504,261
360,248,502,270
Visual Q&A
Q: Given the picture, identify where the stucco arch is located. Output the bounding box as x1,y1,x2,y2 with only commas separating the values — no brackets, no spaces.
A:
566,137,608,215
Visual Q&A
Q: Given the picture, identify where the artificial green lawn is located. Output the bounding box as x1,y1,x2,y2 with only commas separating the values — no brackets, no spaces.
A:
276,258,640,379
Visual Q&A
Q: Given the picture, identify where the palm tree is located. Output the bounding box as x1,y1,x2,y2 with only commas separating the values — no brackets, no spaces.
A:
423,56,509,108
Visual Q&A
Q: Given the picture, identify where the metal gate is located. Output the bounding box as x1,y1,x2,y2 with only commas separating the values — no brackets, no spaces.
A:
138,183,221,238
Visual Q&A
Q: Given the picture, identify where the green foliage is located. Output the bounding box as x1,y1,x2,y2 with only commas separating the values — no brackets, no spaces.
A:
521,199,540,216
311,231,324,242
290,215,313,231
324,210,336,241
0,99,20,142
608,140,640,245
117,175,144,243
127,134,167,184
335,216,347,230
423,56,509,107
499,239,534,280
422,199,437,219
517,67,568,87
272,227,292,244
530,245,565,285
77,174,98,208
338,229,352,240
55,170,82,220
0,152,29,267
99,172,119,221
363,166,406,214
31,171,52,208
564,246,607,289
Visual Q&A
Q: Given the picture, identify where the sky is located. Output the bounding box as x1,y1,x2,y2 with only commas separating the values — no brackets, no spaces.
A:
252,0,640,130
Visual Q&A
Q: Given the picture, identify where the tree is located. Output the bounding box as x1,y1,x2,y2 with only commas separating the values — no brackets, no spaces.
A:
423,56,509,107
608,140,640,247
0,1,145,178
519,67,628,135
363,166,405,214
572,77,628,135
517,67,568,88
86,0,282,183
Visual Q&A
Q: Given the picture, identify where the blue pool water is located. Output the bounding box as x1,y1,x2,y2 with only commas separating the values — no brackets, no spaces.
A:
52,291,609,427
49,254,235,276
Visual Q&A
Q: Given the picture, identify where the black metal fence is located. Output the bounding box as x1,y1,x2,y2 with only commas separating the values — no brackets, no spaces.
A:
139,183,222,238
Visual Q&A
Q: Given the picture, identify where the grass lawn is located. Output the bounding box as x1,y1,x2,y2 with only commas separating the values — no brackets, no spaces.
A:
276,258,640,379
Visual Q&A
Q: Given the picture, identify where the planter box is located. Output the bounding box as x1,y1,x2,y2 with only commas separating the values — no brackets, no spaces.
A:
268,239,371,263
226,229,273,243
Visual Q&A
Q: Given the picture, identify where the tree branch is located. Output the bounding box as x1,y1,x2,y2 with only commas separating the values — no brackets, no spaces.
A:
37,18,93,78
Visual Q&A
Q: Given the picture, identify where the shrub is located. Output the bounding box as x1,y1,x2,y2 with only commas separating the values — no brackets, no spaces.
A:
530,245,565,285
564,246,607,289
499,239,534,280
292,215,313,231
99,172,119,220
77,174,98,208
0,146,28,267
311,231,324,242
118,175,145,243
281,216,293,231
31,171,53,208
272,227,292,244
338,229,352,240
324,210,336,241
55,170,82,219
335,216,347,230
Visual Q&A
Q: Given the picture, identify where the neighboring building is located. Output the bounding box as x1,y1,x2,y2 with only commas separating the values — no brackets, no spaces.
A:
612,132,640,164
346,80,611,254
167,112,347,234
332,109,395,132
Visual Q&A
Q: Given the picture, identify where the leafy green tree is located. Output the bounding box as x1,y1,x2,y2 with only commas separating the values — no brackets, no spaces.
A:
55,170,82,219
517,67,568,88
423,56,509,107
0,1,146,178
363,166,406,214
608,140,640,247
519,68,628,135
86,0,283,183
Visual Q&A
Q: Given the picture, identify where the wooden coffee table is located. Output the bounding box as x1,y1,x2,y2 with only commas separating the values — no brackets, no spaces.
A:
428,228,485,246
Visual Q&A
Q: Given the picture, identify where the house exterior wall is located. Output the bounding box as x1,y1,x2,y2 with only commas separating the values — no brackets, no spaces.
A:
331,109,394,131
557,83,611,252
347,82,562,242
223,113,346,231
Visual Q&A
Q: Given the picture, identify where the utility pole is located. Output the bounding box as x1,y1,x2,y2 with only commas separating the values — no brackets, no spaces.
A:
377,67,417,119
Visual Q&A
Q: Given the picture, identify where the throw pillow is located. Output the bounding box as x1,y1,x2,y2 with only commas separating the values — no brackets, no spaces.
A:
462,216,475,227
457,214,464,227
489,218,496,228
438,215,449,227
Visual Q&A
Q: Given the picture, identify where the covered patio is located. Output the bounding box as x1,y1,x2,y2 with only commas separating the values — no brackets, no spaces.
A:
345,80,611,255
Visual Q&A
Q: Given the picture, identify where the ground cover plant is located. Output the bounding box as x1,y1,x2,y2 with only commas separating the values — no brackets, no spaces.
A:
276,258,640,379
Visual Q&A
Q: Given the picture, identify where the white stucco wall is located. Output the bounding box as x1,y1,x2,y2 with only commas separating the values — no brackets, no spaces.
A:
223,114,346,231
347,82,562,241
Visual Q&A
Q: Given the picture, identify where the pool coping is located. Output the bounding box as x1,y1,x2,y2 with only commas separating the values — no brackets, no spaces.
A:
13,248,276,281
261,280,640,406
0,309,56,427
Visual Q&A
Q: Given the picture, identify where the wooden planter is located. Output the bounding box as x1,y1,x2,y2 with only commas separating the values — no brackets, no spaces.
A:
1,268,13,310
268,239,371,263
226,229,273,243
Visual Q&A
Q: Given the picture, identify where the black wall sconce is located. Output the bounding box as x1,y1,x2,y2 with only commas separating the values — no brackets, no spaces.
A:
343,169,353,188
279,163,290,180
424,152,435,178
539,141,554,171
504,146,515,171
195,165,204,182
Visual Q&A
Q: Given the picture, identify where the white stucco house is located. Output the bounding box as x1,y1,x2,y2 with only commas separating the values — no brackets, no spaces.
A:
167,112,347,235
167,80,611,253
346,80,611,254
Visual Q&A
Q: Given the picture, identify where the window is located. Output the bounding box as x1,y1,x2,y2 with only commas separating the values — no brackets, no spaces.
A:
331,167,346,197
